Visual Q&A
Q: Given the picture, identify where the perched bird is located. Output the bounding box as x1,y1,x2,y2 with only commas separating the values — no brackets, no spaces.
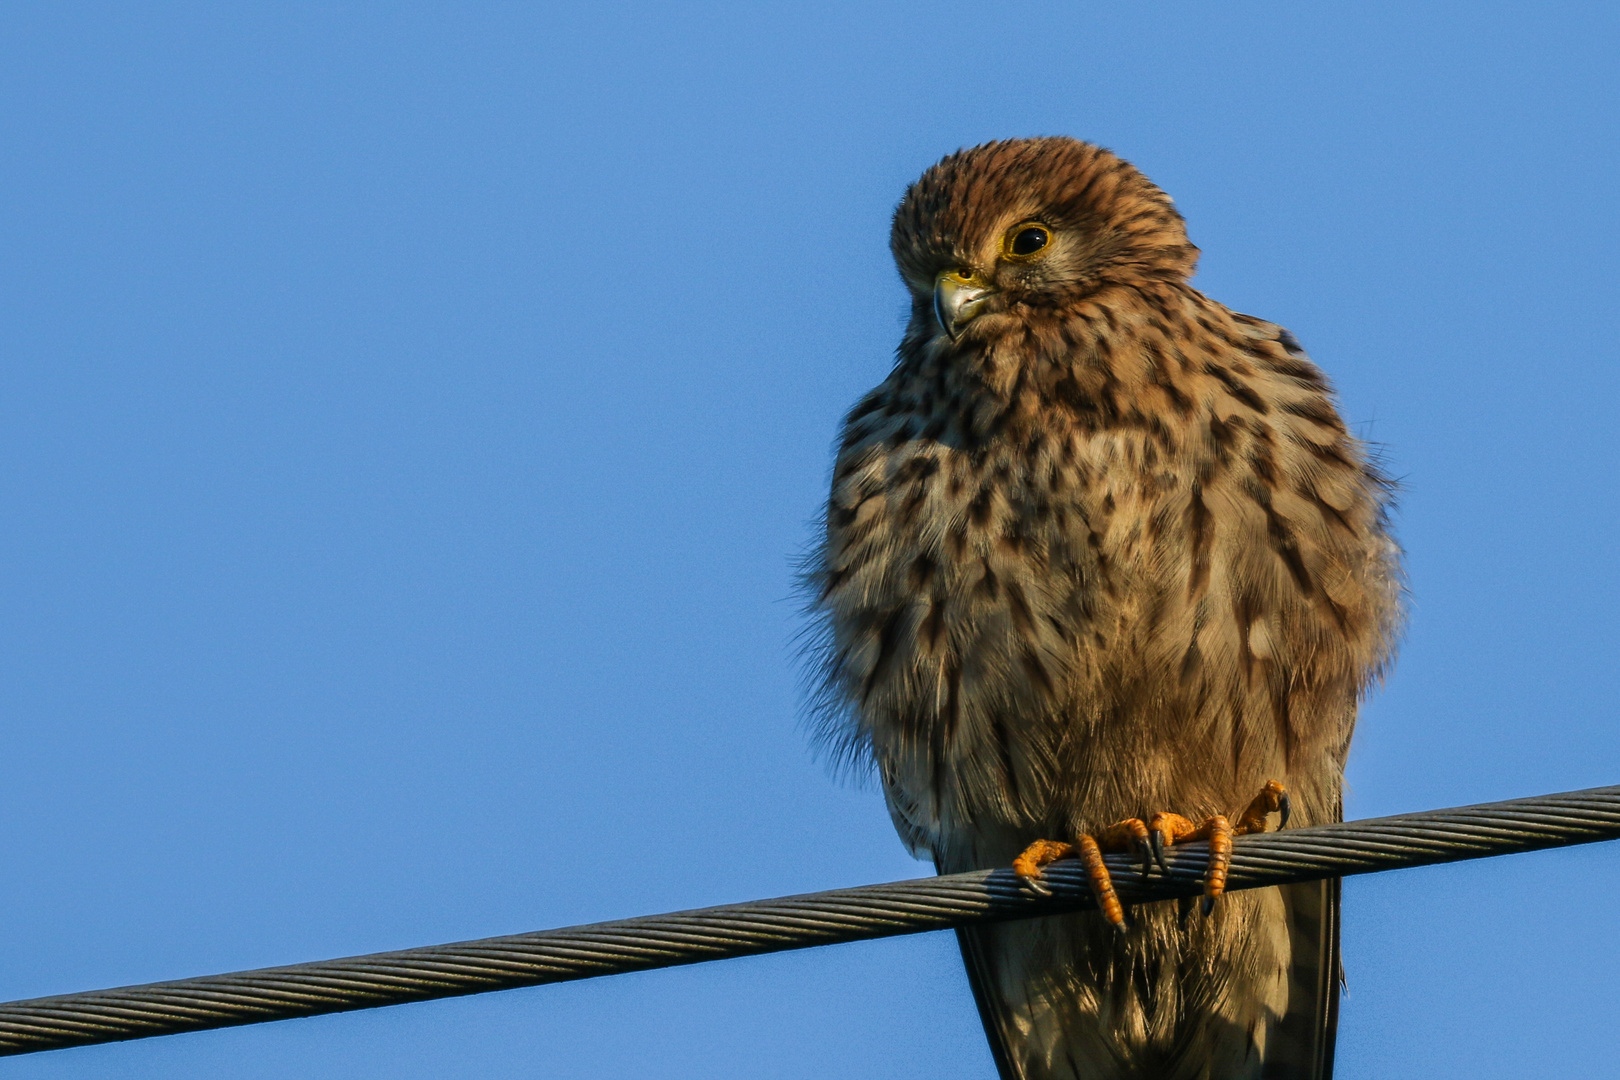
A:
805,138,1401,1080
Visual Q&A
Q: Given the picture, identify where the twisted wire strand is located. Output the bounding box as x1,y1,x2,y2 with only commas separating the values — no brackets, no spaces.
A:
2,784,1617,1057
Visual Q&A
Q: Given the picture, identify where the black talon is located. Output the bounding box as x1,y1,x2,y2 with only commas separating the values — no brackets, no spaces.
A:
1024,875,1054,898
1200,895,1216,917
1138,838,1155,879
1278,792,1292,830
1150,829,1170,875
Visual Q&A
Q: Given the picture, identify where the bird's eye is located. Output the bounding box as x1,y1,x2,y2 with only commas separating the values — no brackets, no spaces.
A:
1004,223,1051,260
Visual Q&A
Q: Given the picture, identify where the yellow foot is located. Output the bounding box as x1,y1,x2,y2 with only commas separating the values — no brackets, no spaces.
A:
1011,780,1292,925
1014,834,1129,931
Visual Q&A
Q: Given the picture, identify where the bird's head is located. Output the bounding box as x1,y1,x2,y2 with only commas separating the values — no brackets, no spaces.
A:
891,138,1200,345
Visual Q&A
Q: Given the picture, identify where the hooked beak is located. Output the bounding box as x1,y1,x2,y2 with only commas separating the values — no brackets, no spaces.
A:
933,270,991,341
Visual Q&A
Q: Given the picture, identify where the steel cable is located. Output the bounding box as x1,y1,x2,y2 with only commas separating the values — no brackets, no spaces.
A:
2,784,1617,1056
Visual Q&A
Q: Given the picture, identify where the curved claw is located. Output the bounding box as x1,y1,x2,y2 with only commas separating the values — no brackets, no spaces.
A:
1137,836,1155,879
1150,827,1170,875
1278,791,1292,830
1012,839,1072,900
1022,874,1054,898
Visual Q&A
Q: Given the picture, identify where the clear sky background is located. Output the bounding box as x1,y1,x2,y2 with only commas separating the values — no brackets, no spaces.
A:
1,3,1616,1077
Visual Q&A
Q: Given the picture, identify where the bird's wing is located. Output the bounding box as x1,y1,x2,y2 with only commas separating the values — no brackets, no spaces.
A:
1260,878,1341,1080
955,923,1028,1080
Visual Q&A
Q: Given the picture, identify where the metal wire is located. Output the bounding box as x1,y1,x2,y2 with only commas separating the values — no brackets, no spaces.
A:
2,784,1617,1057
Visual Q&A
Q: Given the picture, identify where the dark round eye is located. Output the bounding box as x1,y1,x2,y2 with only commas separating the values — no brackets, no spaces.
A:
1008,225,1050,258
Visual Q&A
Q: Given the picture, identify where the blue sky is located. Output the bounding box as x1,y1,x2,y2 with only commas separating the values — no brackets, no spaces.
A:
1,3,1616,1077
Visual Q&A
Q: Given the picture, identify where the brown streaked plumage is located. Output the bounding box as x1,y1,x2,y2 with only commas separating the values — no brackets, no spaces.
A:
805,138,1401,1080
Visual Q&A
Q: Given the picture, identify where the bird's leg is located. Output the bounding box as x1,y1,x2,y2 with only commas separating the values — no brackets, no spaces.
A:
1149,813,1233,914
1013,818,1153,933
1012,779,1288,927
1011,839,1072,888
1234,779,1291,835
1074,835,1126,931
1195,815,1234,915
1147,811,1197,873
1097,817,1156,880
1148,780,1293,916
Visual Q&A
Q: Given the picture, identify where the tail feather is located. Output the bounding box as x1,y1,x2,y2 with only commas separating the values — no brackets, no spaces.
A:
952,882,1341,1080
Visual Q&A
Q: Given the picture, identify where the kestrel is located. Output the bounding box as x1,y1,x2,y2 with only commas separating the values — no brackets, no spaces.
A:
807,138,1401,1079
